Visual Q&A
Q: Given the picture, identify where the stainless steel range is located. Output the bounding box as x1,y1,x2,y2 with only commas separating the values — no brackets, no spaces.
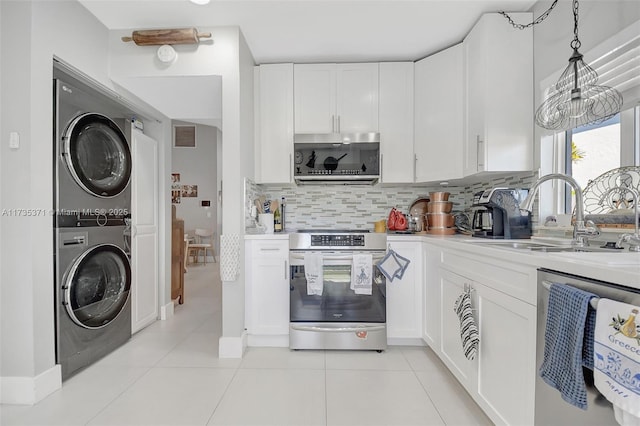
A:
289,230,387,351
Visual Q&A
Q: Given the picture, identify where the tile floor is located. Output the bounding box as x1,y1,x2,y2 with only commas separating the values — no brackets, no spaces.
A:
1,262,492,426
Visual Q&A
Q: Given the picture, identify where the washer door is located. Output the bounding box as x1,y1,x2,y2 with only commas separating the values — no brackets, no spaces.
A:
63,113,131,198
64,244,131,329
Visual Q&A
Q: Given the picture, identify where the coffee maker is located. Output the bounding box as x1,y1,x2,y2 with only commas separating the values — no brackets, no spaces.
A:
471,188,532,239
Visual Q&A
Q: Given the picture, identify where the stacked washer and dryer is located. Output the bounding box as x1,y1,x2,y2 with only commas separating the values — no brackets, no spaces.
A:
54,72,134,380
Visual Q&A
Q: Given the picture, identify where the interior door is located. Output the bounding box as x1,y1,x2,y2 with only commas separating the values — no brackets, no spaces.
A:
131,129,159,333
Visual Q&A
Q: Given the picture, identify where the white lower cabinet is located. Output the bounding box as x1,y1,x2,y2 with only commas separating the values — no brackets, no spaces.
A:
437,249,536,426
422,243,441,351
245,239,290,346
386,240,423,343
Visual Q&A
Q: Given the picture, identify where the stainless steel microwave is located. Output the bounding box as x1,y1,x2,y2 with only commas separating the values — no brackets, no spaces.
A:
293,133,380,185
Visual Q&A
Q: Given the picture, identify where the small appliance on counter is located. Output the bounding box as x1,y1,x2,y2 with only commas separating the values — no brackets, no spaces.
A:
471,188,532,239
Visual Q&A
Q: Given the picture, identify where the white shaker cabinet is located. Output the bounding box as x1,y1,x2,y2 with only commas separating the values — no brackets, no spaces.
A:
414,44,464,183
438,248,536,426
379,62,415,183
463,13,533,176
245,238,290,346
294,63,379,134
386,240,423,343
422,244,441,352
254,64,294,184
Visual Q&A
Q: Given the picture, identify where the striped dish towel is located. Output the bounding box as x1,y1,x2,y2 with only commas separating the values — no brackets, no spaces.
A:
454,290,479,361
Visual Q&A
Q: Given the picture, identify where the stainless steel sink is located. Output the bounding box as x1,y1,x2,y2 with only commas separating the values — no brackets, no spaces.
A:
472,240,624,253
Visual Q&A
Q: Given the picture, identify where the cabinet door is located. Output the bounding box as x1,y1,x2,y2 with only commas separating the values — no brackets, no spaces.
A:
415,44,464,182
246,240,289,335
335,63,379,133
386,241,423,340
294,64,336,133
255,64,294,183
379,62,415,183
422,244,441,351
463,13,533,176
475,281,536,426
439,268,475,389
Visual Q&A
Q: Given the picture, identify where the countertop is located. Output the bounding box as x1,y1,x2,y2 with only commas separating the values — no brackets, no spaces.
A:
244,231,640,289
388,233,640,290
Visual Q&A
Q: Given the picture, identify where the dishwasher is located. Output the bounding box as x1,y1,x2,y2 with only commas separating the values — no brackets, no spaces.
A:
536,268,640,425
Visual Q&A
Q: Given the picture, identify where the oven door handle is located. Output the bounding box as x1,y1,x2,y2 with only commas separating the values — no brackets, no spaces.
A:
289,253,385,262
290,324,386,333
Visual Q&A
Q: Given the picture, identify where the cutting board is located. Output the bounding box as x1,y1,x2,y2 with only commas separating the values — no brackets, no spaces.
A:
555,252,640,265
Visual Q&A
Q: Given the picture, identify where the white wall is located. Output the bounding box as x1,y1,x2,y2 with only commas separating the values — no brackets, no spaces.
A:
109,26,255,356
172,121,219,250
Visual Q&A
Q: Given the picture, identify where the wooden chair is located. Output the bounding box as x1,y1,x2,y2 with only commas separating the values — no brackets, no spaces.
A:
188,228,216,264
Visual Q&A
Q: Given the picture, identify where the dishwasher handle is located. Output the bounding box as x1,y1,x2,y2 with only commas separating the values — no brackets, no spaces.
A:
541,279,600,309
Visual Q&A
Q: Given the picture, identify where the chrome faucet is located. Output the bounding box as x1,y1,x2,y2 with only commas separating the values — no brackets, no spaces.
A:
520,173,600,247
598,186,640,252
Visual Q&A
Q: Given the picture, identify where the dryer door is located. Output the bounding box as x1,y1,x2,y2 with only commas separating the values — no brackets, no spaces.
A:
63,113,132,198
64,244,131,329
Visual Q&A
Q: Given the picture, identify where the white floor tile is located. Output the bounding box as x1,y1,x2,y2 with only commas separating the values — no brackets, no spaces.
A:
208,369,326,426
325,347,412,371
240,347,325,370
326,369,445,426
87,367,235,426
415,369,493,426
158,332,241,369
0,366,148,426
93,331,185,367
400,346,448,373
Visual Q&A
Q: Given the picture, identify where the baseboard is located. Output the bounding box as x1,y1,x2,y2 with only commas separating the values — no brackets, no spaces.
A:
247,334,289,348
218,331,247,358
387,337,427,347
1,364,62,405
160,301,175,320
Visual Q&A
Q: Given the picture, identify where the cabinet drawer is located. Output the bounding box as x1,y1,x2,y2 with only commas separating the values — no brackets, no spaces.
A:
250,241,289,258
440,249,536,305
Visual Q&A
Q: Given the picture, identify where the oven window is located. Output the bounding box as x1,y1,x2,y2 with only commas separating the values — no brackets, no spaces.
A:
290,264,386,323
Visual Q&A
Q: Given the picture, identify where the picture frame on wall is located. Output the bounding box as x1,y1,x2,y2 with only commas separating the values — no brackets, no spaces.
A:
181,184,198,198
173,125,196,148
171,173,181,189
171,190,181,204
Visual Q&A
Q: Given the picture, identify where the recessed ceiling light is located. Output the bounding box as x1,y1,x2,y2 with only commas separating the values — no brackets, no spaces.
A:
189,0,210,5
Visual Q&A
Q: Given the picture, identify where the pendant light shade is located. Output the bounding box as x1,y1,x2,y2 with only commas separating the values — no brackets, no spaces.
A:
535,0,623,131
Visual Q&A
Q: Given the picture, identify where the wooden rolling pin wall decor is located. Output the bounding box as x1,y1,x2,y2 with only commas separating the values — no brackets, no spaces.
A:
121,28,212,46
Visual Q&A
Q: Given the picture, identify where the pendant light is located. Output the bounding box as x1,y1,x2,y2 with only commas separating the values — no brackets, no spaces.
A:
535,0,623,131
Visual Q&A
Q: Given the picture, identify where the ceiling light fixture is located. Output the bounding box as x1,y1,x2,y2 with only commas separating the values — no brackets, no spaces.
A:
534,0,623,131
500,0,623,131
189,0,210,5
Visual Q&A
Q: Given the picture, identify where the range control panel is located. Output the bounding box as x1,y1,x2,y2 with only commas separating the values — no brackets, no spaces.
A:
310,234,366,247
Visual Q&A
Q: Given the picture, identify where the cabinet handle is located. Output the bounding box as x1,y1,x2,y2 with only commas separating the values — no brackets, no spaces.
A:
414,154,418,182
289,153,293,182
284,260,288,280
337,115,341,133
380,153,384,182
476,136,484,170
331,115,335,133
260,247,280,251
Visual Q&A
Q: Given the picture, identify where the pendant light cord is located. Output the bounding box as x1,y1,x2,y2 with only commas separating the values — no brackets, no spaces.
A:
571,0,581,50
499,0,559,30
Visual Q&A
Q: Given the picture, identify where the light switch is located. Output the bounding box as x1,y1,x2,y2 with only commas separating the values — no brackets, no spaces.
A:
9,132,19,149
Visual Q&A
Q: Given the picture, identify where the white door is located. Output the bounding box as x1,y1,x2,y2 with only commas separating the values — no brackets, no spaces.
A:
131,129,159,333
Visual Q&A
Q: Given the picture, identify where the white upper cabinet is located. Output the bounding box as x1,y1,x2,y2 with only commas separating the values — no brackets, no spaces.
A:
294,63,379,134
379,62,415,183
463,13,533,176
414,44,464,183
255,64,294,184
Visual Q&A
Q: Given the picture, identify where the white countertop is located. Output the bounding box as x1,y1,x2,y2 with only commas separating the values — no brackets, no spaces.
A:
244,231,640,289
388,234,640,290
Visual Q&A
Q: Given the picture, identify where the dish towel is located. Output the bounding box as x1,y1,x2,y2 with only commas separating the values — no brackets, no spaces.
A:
593,298,640,425
539,283,598,410
454,290,479,361
350,254,372,295
304,253,324,296
376,249,411,283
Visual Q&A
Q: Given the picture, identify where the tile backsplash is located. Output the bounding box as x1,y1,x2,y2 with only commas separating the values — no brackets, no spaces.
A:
246,171,539,232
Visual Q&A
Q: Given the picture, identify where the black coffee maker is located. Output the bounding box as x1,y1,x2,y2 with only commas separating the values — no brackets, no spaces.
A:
471,188,532,239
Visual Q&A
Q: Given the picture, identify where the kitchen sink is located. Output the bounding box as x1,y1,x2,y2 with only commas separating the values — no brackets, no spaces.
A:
474,241,625,253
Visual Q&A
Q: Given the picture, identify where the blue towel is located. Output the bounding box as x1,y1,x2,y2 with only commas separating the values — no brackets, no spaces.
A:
582,303,597,370
539,283,598,410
